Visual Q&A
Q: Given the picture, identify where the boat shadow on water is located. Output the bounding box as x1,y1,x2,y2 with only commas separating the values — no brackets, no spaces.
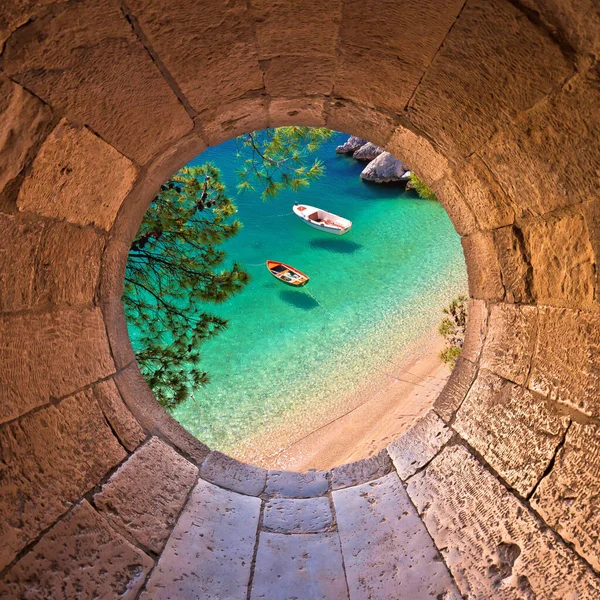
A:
279,290,319,310
309,238,363,254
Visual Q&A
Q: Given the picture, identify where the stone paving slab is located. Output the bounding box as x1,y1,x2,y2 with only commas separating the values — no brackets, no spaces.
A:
140,478,260,600
263,497,333,533
333,472,460,599
201,450,267,496
407,444,600,599
387,411,453,480
330,449,392,490
265,469,328,498
434,357,477,422
94,437,198,553
250,532,349,600
454,370,570,497
0,500,153,600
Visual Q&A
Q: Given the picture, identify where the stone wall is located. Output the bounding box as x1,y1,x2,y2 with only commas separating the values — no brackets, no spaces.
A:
0,0,599,596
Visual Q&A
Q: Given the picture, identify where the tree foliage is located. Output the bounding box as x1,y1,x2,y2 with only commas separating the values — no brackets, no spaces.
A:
236,127,334,199
438,296,468,370
409,173,438,202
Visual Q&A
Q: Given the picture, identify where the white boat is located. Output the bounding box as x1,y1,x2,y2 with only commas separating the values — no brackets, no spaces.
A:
292,204,352,236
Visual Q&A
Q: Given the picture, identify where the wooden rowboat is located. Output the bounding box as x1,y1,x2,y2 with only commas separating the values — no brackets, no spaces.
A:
293,203,352,236
266,260,309,287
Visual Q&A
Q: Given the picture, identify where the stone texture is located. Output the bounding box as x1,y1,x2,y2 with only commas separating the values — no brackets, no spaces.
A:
201,451,267,496
334,472,460,599
461,299,489,362
409,0,573,160
480,303,538,385
17,119,137,230
454,370,570,496
0,390,126,570
263,55,335,97
387,411,453,480
93,379,146,452
430,176,479,237
251,533,348,600
434,357,478,422
330,449,392,490
268,97,326,128
265,469,328,498
1,0,192,164
94,437,198,553
493,225,534,304
0,306,115,424
407,445,600,599
140,478,260,600
0,500,153,599
532,422,600,570
263,497,333,533
582,199,600,298
529,306,600,416
462,232,505,301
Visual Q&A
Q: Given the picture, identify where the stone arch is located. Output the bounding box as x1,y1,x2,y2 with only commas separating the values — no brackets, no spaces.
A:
1,0,599,597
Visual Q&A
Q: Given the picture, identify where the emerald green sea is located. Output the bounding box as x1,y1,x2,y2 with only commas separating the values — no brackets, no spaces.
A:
133,132,467,458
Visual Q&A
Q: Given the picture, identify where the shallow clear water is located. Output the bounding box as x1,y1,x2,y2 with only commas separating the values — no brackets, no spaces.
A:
135,132,467,456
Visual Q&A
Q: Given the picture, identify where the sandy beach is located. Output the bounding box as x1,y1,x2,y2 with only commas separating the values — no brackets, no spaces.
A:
231,330,450,471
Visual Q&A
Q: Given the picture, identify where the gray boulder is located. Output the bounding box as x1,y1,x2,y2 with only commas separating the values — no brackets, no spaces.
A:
359,152,409,183
352,142,384,161
336,135,367,154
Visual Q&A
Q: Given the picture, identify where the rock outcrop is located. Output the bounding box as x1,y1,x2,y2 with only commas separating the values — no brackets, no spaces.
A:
352,142,383,161
360,152,409,183
335,136,367,154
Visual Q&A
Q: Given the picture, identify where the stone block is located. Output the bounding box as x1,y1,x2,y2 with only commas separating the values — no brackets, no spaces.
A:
461,299,489,362
582,199,600,299
94,437,198,553
0,500,153,599
17,119,137,231
265,469,328,498
0,390,126,570
407,445,600,599
1,0,192,164
201,451,267,496
493,225,534,304
429,177,478,237
263,497,333,533
250,533,348,600
408,0,572,161
268,97,327,128
454,370,570,496
529,307,600,417
330,449,392,490
334,472,460,599
462,232,505,301
93,379,146,452
434,357,477,422
127,0,263,113
480,303,538,385
140,478,260,600
387,411,453,480
263,56,335,97
532,422,600,570
0,306,115,424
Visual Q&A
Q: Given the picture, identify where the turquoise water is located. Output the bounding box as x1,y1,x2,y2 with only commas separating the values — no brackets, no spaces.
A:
155,132,467,456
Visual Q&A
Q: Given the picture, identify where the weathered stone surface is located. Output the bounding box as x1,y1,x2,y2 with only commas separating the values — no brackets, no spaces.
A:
529,306,600,416
532,422,600,570
461,299,489,362
430,176,479,236
265,469,328,498
409,0,573,160
352,141,383,161
94,437,198,553
93,379,145,452
17,119,137,230
269,97,326,128
360,151,408,183
387,411,453,480
434,357,478,422
0,306,114,424
493,225,534,304
330,449,392,490
0,75,52,210
1,0,192,164
127,0,263,113
462,232,505,301
481,303,538,385
263,56,335,97
454,370,570,496
140,478,260,600
582,199,600,298
251,533,348,600
334,472,460,599
201,451,267,496
0,390,126,570
407,445,600,599
263,497,333,533
336,135,367,154
0,500,153,599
